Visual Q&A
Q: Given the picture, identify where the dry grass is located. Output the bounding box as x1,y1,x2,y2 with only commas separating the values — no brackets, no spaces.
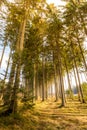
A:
0,99,87,130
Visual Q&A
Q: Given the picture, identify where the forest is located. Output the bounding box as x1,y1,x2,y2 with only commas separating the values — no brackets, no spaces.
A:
0,0,87,130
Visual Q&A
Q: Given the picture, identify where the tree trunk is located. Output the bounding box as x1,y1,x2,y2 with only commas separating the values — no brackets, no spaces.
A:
64,60,73,99
24,78,30,99
54,63,59,101
73,66,81,101
51,83,53,98
0,45,6,68
58,65,65,106
75,63,85,103
9,59,20,114
33,63,36,102
44,58,48,100
70,41,85,103
3,54,16,106
77,36,87,71
56,40,65,106
4,51,11,81
42,56,45,101
34,64,39,100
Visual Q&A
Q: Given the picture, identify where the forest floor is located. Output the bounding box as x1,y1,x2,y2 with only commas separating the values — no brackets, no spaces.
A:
0,98,87,130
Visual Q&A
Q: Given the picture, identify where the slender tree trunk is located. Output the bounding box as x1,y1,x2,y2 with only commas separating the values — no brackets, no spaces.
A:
33,63,39,101
45,67,48,100
35,64,38,100
77,37,87,71
70,41,85,103
0,45,6,68
54,64,59,101
3,55,16,105
75,64,85,103
4,51,11,81
56,41,65,106
1,51,11,101
24,78,29,99
42,56,45,101
58,65,65,106
50,82,53,98
33,63,36,102
64,60,73,99
39,84,42,100
44,58,48,100
84,72,87,81
73,66,81,101
9,58,20,114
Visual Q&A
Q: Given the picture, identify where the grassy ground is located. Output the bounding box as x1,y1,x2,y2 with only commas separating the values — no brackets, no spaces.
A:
0,99,87,130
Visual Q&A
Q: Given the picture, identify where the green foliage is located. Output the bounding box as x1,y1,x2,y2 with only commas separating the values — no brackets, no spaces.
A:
82,82,87,100
22,102,35,110
21,89,35,110
66,89,71,95
0,80,4,90
10,112,23,120
22,94,35,103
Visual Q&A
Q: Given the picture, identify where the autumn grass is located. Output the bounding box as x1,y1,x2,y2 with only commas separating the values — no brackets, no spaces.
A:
0,99,87,130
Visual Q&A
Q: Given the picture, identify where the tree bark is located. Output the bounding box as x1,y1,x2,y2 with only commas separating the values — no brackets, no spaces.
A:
73,66,81,101
64,59,73,99
4,51,11,81
9,59,20,114
54,63,59,101
42,56,45,101
56,41,65,106
70,41,85,103
0,45,6,68
3,54,16,106
33,63,36,102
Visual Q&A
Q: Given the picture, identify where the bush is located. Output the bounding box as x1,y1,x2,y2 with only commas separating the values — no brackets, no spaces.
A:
82,82,87,100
